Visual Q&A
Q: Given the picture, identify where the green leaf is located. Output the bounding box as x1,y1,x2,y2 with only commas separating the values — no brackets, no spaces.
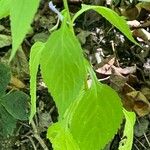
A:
118,109,136,150
47,122,80,150
10,0,40,61
0,0,10,19
72,4,139,46
1,91,29,120
0,63,11,96
0,105,17,136
29,42,45,121
40,22,86,119
0,63,29,136
69,82,123,150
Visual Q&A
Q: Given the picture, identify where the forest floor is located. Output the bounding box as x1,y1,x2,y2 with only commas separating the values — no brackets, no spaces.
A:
0,0,150,150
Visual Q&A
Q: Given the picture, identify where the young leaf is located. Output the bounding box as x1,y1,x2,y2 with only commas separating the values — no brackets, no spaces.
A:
40,22,86,119
10,0,40,61
72,4,139,46
69,82,123,150
118,109,136,150
0,0,10,19
47,122,80,150
29,42,44,121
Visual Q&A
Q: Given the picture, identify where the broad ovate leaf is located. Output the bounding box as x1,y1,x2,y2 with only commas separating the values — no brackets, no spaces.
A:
40,23,86,119
0,91,29,120
0,0,10,19
72,4,139,46
10,0,40,61
119,109,136,150
47,122,80,150
69,82,123,150
29,42,44,121
0,63,29,136
0,105,17,136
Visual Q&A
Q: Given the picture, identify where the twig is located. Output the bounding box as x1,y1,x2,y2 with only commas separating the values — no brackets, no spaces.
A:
134,136,147,149
143,133,150,147
50,106,55,114
31,120,49,150
111,40,119,67
134,143,140,150
98,76,110,81
24,135,37,150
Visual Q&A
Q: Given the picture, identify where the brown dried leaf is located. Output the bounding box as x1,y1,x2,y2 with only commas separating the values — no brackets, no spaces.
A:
138,2,150,12
127,20,141,28
96,62,136,75
110,70,127,93
120,6,140,20
141,87,150,102
112,65,136,75
125,91,150,116
10,76,25,89
122,83,135,95
96,57,115,75
96,64,112,75
133,28,150,41
127,74,139,87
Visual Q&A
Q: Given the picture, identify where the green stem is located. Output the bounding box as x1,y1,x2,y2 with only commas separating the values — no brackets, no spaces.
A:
63,0,74,32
